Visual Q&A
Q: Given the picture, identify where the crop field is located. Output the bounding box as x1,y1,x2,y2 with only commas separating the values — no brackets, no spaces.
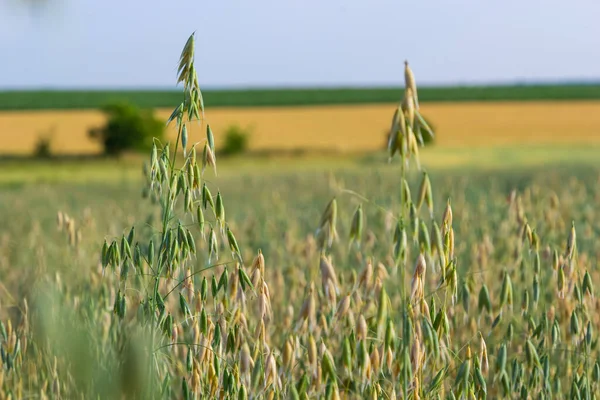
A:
2,100,600,156
3,157,600,398
2,34,600,400
1,84,600,111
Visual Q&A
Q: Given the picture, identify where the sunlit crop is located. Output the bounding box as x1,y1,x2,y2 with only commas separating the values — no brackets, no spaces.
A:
0,33,599,400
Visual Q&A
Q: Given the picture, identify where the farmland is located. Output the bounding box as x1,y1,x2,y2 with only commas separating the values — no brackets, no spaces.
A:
1,84,600,111
2,100,600,156
2,31,600,399
2,81,600,398
3,155,600,398
3,94,600,398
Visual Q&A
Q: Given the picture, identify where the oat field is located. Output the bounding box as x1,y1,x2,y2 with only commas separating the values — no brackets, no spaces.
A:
3,157,600,399
2,33,600,400
1,100,600,155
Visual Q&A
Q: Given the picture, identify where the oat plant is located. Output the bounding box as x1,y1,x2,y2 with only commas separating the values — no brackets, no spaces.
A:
100,33,252,399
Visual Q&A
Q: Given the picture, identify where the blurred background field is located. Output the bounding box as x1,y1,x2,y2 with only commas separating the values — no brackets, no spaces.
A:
2,84,600,110
2,100,600,156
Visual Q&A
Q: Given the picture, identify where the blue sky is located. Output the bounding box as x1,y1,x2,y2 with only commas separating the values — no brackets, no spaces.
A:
1,0,599,89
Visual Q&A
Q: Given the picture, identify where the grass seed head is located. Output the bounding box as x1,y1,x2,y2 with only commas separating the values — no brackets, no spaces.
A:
319,254,339,295
357,258,373,290
402,178,412,207
349,204,364,247
441,199,453,235
414,254,427,279
404,61,419,109
566,221,577,260
558,265,566,299
403,88,416,128
251,250,266,275
478,285,492,314
417,171,432,216
335,293,351,320
357,315,368,341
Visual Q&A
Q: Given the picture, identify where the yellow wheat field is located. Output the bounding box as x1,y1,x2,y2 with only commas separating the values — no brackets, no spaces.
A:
1,101,600,155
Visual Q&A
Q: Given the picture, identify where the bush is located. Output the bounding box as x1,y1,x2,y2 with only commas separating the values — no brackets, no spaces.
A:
33,126,55,158
219,124,251,156
89,102,164,156
34,135,53,158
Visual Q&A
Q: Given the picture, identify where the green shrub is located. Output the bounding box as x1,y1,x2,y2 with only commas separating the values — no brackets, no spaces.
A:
88,102,164,156
34,135,53,158
219,124,251,156
34,126,55,158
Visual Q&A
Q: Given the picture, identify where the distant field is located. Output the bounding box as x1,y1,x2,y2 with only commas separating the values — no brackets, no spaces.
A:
1,84,600,110
2,145,600,185
1,101,599,156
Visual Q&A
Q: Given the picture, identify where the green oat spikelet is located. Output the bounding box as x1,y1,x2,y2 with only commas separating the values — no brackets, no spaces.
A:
349,204,364,248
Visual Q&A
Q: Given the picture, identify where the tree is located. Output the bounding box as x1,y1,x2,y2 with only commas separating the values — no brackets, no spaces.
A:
219,124,251,156
89,102,165,156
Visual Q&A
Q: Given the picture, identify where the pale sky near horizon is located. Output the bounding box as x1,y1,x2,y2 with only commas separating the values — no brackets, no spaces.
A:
1,0,599,89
